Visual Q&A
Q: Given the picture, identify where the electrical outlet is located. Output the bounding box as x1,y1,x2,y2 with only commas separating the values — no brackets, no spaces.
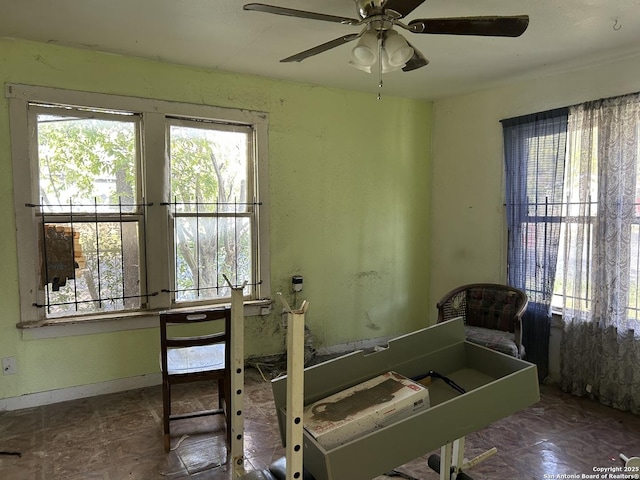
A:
2,357,17,375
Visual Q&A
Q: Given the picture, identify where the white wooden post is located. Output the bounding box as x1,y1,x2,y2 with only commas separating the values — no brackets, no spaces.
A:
278,293,308,480
226,277,247,477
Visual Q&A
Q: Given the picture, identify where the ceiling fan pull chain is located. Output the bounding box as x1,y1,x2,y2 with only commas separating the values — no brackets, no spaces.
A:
377,34,383,100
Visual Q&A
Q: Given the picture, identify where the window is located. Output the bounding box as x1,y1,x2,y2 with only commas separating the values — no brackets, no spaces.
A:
167,119,256,302
8,84,270,325
33,106,143,318
504,96,640,326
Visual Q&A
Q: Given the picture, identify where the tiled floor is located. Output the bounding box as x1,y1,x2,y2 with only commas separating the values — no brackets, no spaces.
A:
1,364,639,480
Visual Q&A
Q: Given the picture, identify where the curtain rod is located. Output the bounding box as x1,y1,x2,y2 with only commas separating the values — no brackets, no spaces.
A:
500,89,640,125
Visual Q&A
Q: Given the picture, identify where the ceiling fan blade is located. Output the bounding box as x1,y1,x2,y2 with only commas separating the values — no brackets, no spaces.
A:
243,3,359,25
402,43,429,72
383,0,426,18
281,34,359,63
409,15,529,37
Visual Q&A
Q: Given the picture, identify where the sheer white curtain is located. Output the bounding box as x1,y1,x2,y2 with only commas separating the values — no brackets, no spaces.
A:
560,93,640,414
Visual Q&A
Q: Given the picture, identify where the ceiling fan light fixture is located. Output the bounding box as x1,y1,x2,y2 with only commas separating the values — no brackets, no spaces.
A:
380,48,403,73
350,29,378,66
348,60,373,73
384,30,414,68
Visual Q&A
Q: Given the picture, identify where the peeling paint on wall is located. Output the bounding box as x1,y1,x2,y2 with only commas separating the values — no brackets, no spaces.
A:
364,311,380,331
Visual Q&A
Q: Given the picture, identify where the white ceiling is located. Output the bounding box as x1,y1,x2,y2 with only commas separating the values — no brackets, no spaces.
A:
2,0,640,100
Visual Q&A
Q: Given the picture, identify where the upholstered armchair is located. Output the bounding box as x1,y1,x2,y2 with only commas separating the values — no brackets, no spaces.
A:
436,283,528,358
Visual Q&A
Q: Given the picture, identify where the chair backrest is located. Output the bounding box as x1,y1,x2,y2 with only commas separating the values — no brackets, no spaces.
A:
436,283,528,333
159,308,231,374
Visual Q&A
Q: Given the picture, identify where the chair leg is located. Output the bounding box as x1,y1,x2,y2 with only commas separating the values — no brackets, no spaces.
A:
218,378,224,410
162,379,171,453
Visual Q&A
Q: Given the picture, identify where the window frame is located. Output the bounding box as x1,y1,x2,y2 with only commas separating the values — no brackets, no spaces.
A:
8,84,271,329
166,117,260,304
30,104,147,318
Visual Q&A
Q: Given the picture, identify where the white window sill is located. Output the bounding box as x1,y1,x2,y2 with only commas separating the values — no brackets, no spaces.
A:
17,299,273,339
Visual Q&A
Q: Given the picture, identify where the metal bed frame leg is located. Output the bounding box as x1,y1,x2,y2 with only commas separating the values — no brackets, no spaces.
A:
440,442,454,480
236,295,308,480
428,436,497,480
451,437,465,478
279,294,308,480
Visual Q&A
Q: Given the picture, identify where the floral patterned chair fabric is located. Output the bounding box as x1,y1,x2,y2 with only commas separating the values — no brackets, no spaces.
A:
436,283,528,358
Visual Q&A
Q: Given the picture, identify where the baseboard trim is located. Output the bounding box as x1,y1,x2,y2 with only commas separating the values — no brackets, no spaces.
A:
314,336,393,356
0,337,394,412
0,373,162,411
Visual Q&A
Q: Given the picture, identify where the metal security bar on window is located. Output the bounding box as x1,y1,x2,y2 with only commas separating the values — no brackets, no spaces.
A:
27,198,154,317
163,198,261,302
514,196,640,320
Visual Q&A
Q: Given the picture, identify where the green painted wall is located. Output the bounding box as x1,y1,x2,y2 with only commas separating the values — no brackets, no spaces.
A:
428,52,640,307
0,39,432,400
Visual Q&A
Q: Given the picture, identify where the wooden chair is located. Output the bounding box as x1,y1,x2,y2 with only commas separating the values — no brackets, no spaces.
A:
160,308,231,452
436,283,528,358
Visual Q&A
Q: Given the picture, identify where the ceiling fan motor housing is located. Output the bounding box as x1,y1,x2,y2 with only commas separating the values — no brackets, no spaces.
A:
356,0,392,19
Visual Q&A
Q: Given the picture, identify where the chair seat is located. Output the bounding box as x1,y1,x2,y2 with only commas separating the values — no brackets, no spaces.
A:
464,325,524,358
166,344,226,375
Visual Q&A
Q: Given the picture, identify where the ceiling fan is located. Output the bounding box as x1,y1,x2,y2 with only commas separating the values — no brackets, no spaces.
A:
243,0,529,74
